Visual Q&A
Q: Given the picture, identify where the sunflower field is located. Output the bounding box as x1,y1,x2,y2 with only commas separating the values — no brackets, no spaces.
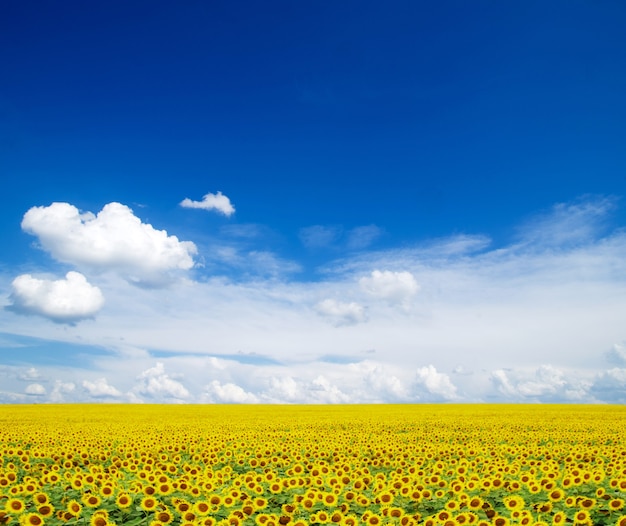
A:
1,404,626,526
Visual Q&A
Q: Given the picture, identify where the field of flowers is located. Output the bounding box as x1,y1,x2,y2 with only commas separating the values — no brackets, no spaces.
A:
1,404,626,526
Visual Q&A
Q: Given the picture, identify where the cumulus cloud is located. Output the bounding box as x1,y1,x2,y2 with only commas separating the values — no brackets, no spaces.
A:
18,367,42,381
359,270,419,307
309,375,351,403
263,376,301,403
50,381,76,403
203,380,259,403
82,378,122,398
21,202,197,285
25,383,45,396
414,365,457,401
315,298,367,326
351,361,410,401
180,191,235,216
9,271,104,323
490,366,590,402
134,362,190,401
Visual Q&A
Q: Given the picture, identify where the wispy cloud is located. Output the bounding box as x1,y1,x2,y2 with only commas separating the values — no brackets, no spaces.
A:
299,224,382,251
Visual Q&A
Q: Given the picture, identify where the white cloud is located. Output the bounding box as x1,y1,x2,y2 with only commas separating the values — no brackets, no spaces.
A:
489,366,591,402
18,367,42,381
9,271,104,323
490,369,517,398
315,298,367,326
203,380,259,403
134,362,190,401
414,365,458,401
50,381,76,403
180,191,235,216
359,270,419,307
517,365,567,397
82,378,122,398
263,376,301,403
2,195,626,404
517,196,615,247
21,202,197,285
25,383,45,396
309,375,351,403
352,361,410,401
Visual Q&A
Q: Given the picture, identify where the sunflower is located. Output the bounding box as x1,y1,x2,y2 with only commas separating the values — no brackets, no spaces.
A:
610,499,625,511
156,483,173,496
579,498,596,510
340,515,358,526
100,485,114,498
321,492,338,507
82,494,101,508
116,493,133,509
316,511,330,523
366,514,383,526
552,512,567,526
154,509,174,525
437,511,452,522
329,511,343,523
616,515,626,526
548,489,565,502
32,494,48,506
194,501,211,516
36,504,54,518
22,514,45,526
4,498,25,514
66,500,82,517
140,497,159,512
90,514,108,526
465,496,483,511
573,510,591,525
534,502,552,514
504,496,525,511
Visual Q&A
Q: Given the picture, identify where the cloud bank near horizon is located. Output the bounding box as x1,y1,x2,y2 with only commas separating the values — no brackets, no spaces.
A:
1,195,625,404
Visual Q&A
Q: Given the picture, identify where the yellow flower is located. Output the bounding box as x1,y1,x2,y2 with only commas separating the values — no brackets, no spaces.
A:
82,494,101,508
67,500,82,517
115,493,133,509
573,510,591,525
504,496,525,511
22,513,45,526
154,510,174,525
36,504,54,518
140,497,159,512
5,498,25,514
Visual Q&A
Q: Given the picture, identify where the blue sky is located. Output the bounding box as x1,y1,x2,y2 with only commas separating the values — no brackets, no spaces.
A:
1,1,626,403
